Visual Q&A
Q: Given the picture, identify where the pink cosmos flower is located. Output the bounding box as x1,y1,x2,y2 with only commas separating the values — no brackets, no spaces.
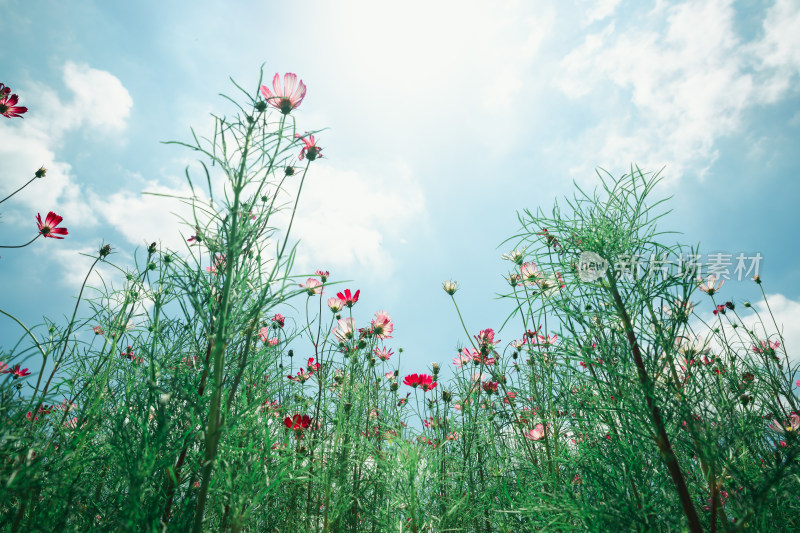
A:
327,297,345,312
453,352,472,368
768,413,800,434
36,212,68,239
697,275,724,295
520,262,541,284
751,340,780,355
371,310,393,339
295,133,322,161
663,298,695,318
315,269,329,281
272,314,285,328
260,73,307,115
535,333,558,346
374,347,394,361
474,328,499,355
525,423,545,441
333,317,356,342
0,84,28,118
206,254,225,274
300,278,323,295
336,288,360,308
92,326,105,335
537,272,565,296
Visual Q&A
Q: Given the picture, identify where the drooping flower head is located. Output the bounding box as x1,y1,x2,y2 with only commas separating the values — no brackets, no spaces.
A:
295,133,322,161
0,84,28,118
36,212,68,239
260,73,306,115
336,288,360,308
272,314,285,328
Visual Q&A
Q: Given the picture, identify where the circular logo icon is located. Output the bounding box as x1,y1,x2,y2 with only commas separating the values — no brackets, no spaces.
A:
578,251,608,282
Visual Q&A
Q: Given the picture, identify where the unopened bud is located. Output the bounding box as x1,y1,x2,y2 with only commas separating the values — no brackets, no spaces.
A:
35,166,47,178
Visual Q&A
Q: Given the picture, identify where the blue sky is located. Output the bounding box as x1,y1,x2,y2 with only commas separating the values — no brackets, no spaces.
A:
2,0,799,378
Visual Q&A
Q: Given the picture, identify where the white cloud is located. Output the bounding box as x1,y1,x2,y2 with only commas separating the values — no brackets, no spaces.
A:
0,62,133,226
554,0,800,182
92,182,204,252
582,0,622,26
697,293,800,367
277,162,426,277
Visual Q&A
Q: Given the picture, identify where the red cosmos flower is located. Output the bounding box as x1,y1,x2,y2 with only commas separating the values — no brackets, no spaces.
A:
2,364,31,377
261,73,307,115
295,133,322,161
284,414,311,430
482,381,498,394
0,84,28,118
371,310,393,339
403,373,437,392
36,212,68,239
713,304,726,316
336,288,360,308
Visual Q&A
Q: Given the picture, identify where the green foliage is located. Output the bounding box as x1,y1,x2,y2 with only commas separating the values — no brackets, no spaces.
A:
1,81,798,533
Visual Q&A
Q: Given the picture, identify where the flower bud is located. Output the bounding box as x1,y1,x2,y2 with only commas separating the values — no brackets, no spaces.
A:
35,166,47,178
285,166,295,176
431,362,440,375
148,242,157,255
725,301,735,310
390,382,399,392
442,390,452,403
442,280,459,295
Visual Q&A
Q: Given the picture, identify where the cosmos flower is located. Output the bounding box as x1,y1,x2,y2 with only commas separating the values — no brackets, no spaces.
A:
0,84,28,118
295,133,322,161
36,212,68,239
336,288,360,308
260,73,306,114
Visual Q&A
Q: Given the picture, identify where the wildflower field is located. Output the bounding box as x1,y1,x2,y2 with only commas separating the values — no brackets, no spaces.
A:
1,72,799,533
